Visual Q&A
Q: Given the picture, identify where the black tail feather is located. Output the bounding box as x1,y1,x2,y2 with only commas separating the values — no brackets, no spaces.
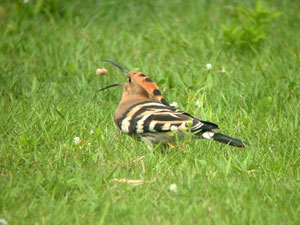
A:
212,132,249,148
199,131,249,148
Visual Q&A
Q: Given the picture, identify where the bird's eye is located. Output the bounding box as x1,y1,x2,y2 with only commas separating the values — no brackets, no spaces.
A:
128,78,132,83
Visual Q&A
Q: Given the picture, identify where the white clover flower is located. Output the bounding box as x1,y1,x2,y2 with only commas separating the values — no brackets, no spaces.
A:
195,100,202,108
23,0,29,3
0,218,8,225
90,130,94,135
170,102,178,108
170,126,178,132
206,64,212,70
73,137,81,145
169,183,178,194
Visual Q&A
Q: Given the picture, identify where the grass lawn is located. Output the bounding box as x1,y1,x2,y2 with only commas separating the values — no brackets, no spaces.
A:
1,0,300,224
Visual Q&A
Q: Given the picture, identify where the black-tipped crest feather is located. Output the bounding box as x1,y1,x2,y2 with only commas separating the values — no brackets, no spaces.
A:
102,60,128,73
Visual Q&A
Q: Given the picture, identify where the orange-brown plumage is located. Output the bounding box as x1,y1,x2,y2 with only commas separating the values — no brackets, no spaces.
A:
126,71,168,105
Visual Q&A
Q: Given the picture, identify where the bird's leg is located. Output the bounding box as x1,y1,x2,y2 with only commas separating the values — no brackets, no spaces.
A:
167,143,189,153
177,144,189,153
167,143,176,148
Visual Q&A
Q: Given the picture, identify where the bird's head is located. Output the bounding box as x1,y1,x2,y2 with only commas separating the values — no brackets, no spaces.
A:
99,60,170,106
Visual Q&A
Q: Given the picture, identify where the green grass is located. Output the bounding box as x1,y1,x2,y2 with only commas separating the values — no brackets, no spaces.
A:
1,0,300,224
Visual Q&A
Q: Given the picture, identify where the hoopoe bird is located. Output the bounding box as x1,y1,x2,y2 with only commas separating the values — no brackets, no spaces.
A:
99,60,249,148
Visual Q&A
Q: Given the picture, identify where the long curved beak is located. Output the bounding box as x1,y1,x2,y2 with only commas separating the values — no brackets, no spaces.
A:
98,83,124,92
102,60,128,74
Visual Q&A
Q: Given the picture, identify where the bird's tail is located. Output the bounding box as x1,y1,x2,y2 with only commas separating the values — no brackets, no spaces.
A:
200,131,249,148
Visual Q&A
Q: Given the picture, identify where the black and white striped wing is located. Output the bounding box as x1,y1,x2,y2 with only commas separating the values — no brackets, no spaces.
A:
116,101,218,134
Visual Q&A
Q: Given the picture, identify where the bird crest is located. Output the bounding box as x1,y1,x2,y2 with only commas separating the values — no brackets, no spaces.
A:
100,60,171,106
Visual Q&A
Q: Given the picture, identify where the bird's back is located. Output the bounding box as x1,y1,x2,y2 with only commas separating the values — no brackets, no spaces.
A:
114,98,220,144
